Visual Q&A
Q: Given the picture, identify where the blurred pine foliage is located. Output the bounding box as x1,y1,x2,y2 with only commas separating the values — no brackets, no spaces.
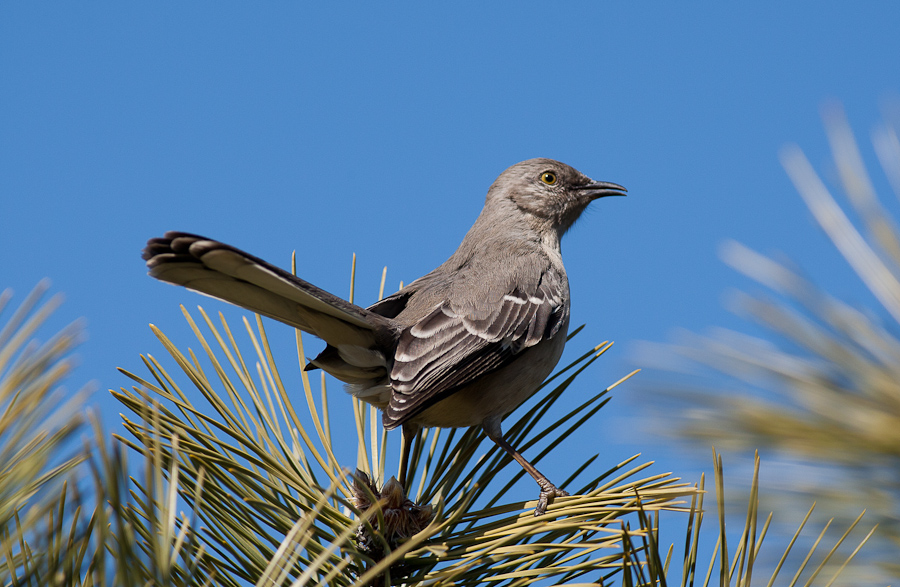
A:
639,105,900,581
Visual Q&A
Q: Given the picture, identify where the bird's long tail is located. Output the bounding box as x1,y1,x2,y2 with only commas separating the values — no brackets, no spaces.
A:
143,232,396,355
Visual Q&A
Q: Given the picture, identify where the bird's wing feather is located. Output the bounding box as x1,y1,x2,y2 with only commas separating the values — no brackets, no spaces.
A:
383,266,568,429
366,286,416,319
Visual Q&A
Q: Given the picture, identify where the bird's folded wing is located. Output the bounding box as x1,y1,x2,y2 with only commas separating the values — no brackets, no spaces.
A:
383,267,568,429
143,232,395,348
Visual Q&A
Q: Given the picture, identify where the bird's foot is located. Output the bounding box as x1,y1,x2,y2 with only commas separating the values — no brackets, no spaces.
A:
534,482,569,516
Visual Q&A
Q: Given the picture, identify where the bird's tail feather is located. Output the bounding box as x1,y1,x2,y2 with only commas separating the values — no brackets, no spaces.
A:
143,232,395,349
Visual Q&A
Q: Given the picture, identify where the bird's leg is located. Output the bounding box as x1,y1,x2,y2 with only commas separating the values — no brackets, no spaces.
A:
398,423,419,491
483,417,568,516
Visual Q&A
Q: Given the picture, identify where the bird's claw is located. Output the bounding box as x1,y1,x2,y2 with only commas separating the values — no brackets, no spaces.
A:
534,483,569,516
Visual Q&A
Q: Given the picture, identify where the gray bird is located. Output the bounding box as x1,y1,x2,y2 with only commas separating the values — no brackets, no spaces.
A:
143,158,625,516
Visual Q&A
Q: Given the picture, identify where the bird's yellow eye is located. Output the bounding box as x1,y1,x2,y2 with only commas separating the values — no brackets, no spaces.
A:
540,171,557,185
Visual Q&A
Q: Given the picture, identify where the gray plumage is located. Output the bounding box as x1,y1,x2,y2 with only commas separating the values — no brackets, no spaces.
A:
143,157,625,515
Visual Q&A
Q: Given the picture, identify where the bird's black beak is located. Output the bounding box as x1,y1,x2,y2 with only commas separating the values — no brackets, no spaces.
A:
577,180,627,200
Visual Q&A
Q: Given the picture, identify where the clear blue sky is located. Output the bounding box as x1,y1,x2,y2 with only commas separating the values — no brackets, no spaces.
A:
2,3,898,503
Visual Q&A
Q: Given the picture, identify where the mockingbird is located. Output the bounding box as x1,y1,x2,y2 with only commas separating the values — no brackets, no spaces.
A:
143,158,625,516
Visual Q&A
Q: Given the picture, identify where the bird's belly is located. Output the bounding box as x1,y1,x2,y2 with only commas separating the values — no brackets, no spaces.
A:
409,333,568,429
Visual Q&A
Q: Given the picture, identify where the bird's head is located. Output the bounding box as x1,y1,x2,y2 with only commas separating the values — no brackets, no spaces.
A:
486,158,626,236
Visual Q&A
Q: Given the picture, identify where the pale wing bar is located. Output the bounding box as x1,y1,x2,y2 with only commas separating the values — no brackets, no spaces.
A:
383,268,568,429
